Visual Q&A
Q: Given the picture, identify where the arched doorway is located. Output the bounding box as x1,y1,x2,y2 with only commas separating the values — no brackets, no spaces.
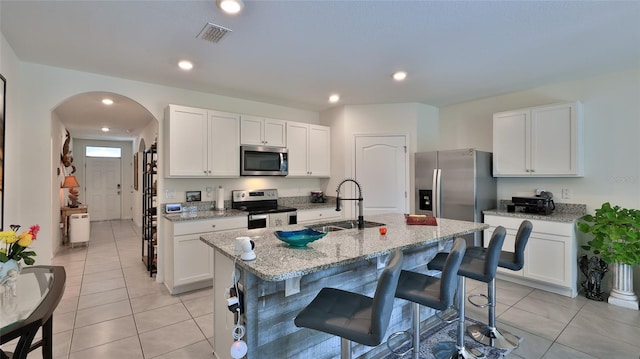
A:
52,91,158,228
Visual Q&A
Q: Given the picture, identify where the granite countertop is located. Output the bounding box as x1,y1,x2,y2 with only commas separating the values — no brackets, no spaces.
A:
483,209,585,222
163,209,247,222
482,209,586,222
200,213,488,282
483,200,586,223
289,202,335,211
162,201,336,222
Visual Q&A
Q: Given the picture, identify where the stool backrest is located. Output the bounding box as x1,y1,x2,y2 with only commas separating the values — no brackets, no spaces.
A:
512,220,533,270
370,250,404,343
483,226,507,278
439,238,467,306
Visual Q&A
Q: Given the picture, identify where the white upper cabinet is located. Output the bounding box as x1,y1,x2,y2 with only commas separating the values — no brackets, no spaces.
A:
286,123,330,177
208,111,241,177
240,115,286,147
165,104,240,177
493,102,583,177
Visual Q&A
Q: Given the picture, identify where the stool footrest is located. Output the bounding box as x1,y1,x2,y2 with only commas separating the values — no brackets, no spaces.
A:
467,293,490,308
435,307,459,324
467,323,520,350
386,331,413,356
432,341,486,359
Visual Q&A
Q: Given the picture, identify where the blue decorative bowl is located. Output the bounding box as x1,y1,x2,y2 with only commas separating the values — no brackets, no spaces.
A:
274,228,327,247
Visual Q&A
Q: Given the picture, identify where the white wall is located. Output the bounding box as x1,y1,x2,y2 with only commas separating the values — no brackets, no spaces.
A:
1,30,321,265
51,113,68,255
438,67,640,293
416,104,440,152
439,68,640,211
132,120,159,227
321,102,439,216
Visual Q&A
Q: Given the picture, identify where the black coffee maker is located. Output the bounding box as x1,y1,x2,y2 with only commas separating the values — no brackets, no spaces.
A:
508,191,555,215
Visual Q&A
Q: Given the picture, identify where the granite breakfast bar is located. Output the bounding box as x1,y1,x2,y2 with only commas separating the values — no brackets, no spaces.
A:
200,213,488,359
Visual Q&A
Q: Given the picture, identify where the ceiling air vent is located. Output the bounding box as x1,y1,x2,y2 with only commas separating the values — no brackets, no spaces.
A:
197,22,231,43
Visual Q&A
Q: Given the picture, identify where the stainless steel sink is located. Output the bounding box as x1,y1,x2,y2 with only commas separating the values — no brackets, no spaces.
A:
307,219,385,232
310,225,346,232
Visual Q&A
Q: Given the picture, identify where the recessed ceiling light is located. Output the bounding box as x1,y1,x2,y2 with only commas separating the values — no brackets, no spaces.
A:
178,60,194,71
101,127,110,132
102,98,114,105
217,0,244,14
392,71,407,81
328,94,340,103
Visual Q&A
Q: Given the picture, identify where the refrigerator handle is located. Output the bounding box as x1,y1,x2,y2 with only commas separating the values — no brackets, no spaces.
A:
432,169,438,217
436,169,442,217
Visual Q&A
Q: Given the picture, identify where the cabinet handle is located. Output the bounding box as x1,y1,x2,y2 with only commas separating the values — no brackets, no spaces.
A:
212,225,216,228
204,170,207,174
208,170,212,174
530,169,535,173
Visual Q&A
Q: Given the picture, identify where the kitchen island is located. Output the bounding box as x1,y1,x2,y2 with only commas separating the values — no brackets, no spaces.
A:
200,213,487,359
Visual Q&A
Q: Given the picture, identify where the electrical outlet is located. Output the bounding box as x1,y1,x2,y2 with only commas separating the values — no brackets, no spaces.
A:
562,188,571,199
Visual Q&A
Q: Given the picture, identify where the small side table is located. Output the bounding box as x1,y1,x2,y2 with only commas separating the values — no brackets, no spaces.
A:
60,206,88,242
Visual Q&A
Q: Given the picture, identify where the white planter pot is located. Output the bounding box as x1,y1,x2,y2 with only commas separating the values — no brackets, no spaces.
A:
608,262,639,310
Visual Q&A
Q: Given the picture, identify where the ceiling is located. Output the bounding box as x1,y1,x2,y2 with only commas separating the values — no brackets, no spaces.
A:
53,92,156,140
2,1,639,139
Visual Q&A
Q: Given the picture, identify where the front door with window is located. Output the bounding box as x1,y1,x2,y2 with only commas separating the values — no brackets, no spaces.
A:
86,157,121,221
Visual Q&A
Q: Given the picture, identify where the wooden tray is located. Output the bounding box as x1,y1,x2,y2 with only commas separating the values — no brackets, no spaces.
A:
405,214,438,226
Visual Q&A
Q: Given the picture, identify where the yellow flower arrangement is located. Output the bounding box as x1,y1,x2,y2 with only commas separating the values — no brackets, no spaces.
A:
0,224,40,265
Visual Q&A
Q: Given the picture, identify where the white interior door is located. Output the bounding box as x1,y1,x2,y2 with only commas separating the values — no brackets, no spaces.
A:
355,135,408,215
86,157,121,221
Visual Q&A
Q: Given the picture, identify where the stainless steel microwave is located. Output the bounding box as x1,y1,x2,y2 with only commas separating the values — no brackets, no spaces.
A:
240,146,288,176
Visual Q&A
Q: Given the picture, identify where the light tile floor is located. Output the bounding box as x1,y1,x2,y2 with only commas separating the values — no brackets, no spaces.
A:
2,219,639,358
2,220,214,359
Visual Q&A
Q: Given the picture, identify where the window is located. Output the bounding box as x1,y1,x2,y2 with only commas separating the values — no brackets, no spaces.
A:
85,146,122,158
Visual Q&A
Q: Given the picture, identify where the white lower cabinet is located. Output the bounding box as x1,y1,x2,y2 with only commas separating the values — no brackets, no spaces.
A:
164,216,246,294
483,214,577,297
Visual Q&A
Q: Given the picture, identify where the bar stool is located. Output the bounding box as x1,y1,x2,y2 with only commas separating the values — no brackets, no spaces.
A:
428,226,507,359
294,250,403,359
464,220,532,349
393,237,467,359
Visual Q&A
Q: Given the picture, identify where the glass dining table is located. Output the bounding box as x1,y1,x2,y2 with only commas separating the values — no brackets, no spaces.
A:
1,266,66,359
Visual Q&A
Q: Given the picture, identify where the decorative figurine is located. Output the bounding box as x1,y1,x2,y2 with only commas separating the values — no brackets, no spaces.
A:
579,255,608,301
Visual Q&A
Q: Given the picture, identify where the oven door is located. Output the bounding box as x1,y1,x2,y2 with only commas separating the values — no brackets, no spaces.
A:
248,214,268,229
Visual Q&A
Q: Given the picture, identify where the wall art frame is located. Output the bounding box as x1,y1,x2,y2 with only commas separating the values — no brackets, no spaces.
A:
0,73,6,230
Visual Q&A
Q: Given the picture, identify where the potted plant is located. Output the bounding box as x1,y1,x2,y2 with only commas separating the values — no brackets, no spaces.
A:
578,202,640,309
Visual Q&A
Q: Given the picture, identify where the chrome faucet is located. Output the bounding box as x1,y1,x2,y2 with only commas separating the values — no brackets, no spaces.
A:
335,178,364,229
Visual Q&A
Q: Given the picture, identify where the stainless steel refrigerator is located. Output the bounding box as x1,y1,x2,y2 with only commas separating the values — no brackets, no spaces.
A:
415,148,496,246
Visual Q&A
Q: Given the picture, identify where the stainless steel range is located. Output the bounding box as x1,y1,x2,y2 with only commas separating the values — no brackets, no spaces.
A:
231,189,297,229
